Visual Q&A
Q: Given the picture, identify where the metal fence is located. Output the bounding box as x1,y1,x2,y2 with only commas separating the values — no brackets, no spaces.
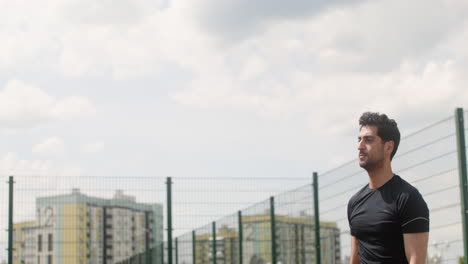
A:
165,176,320,264
0,176,166,264
1,108,467,264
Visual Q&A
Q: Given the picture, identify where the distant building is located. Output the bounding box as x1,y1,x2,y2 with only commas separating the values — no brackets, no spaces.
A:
194,225,239,264
13,189,163,264
192,215,341,264
242,215,341,264
12,221,37,264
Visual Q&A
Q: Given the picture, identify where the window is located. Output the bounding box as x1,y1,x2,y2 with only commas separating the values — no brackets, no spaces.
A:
38,234,42,252
37,256,40,264
48,255,52,264
48,233,53,251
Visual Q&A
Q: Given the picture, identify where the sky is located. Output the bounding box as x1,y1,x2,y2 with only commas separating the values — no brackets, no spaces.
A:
1,0,468,262
1,0,468,179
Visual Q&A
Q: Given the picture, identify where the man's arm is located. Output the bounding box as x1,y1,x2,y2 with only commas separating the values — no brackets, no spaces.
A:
350,236,360,264
403,232,429,264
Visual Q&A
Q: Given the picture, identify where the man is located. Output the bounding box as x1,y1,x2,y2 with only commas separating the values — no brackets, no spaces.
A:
347,112,429,264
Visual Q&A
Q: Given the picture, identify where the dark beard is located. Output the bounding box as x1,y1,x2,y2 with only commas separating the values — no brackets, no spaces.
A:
360,157,384,172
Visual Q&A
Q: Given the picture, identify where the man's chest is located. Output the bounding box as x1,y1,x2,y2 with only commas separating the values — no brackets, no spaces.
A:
350,195,402,238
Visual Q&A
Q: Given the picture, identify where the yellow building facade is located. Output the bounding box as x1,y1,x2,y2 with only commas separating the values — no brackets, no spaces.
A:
190,215,340,264
13,189,163,264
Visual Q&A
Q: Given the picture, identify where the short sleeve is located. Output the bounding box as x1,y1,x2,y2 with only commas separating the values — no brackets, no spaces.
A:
347,198,356,236
398,189,429,233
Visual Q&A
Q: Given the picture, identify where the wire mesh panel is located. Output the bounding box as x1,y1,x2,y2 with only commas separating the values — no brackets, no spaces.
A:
193,223,213,264
177,232,193,264
163,241,168,264
171,177,309,235
241,199,272,264
170,177,310,264
214,214,239,264
274,184,318,264
2,109,467,264
8,175,165,264
393,116,462,264
319,156,366,263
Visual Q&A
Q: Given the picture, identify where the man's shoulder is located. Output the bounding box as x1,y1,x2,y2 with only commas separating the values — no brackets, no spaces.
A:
392,175,428,210
391,175,421,195
348,183,369,206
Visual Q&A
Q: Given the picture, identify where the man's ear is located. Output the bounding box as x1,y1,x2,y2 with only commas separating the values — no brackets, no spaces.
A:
385,141,394,155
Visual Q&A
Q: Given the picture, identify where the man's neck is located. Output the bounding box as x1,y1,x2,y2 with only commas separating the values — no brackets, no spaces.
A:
367,164,394,189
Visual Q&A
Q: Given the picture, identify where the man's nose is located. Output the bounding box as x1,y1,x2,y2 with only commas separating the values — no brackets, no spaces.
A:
357,140,364,150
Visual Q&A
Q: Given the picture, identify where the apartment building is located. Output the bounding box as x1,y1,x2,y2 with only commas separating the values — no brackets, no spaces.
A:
13,189,163,264
192,215,340,264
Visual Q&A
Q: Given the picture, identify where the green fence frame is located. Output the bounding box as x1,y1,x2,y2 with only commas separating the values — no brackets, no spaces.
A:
456,108,468,264
7,107,468,264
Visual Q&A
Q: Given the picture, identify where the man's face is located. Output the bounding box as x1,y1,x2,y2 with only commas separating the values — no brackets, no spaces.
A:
357,125,386,171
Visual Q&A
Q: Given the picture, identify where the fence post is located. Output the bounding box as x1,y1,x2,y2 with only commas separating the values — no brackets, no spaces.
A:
156,244,159,264
8,176,14,264
148,248,152,264
103,207,108,264
456,108,468,264
145,212,150,264
294,224,299,263
270,196,277,264
166,177,173,264
301,224,305,264
313,172,321,264
238,211,243,264
154,247,157,264
212,221,217,264
175,238,178,264
192,230,196,264
161,243,164,264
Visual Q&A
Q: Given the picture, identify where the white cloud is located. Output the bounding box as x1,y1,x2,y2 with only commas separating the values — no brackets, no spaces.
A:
173,56,468,136
0,0,467,82
0,1,466,144
0,0,166,78
51,96,96,120
32,137,65,156
240,56,268,81
82,141,105,153
307,0,468,72
0,153,53,176
0,152,81,177
59,0,165,26
186,0,362,42
0,80,95,131
168,0,468,135
0,80,54,125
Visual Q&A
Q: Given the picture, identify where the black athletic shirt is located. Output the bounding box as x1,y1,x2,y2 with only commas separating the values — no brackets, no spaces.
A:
347,175,429,264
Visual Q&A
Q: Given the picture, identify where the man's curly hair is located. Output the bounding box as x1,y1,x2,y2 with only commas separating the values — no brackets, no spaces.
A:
359,112,401,159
